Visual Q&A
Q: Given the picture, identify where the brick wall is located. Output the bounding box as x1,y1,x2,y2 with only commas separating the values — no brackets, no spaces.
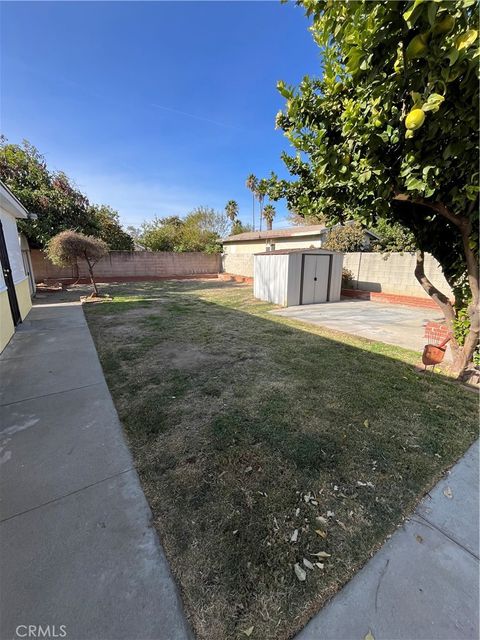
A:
31,250,222,283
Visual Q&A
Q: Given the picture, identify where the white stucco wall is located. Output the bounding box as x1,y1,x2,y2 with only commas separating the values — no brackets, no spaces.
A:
0,207,26,285
224,235,325,255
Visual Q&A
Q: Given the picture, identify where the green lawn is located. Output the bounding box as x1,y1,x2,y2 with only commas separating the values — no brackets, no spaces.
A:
84,280,477,640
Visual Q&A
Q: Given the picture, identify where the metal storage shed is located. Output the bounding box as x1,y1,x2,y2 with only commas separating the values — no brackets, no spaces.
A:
253,248,343,307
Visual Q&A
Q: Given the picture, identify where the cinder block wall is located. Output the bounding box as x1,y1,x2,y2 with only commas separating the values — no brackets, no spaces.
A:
222,250,452,300
222,253,254,277
342,252,452,299
32,250,222,282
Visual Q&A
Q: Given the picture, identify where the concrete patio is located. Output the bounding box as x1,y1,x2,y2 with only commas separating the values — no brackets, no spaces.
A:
0,301,191,640
272,299,446,354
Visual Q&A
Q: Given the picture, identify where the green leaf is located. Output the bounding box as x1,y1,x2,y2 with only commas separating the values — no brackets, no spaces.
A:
421,93,445,113
427,1,437,26
445,47,459,67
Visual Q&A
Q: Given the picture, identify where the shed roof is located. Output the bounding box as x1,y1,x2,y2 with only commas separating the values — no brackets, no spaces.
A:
254,248,342,256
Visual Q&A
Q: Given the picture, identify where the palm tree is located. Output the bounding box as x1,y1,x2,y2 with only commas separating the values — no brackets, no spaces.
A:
263,204,276,231
256,179,268,232
225,200,239,228
246,174,258,230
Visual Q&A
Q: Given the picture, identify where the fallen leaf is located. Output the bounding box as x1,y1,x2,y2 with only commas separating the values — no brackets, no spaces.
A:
357,481,375,488
364,631,375,640
303,558,314,570
326,510,335,518
443,486,453,499
316,516,328,526
336,519,347,531
310,551,331,558
315,562,324,569
363,419,370,428
315,529,327,538
290,529,299,543
243,626,254,637
294,563,306,582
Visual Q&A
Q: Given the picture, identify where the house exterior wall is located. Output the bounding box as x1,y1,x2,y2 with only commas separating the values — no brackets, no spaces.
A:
0,289,15,352
223,234,324,255
342,252,452,299
0,207,32,352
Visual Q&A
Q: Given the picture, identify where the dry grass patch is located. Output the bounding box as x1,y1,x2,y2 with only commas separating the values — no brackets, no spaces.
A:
84,280,478,640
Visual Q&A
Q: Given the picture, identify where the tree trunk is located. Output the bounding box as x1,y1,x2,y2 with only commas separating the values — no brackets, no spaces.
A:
414,250,479,379
395,195,479,380
85,256,99,297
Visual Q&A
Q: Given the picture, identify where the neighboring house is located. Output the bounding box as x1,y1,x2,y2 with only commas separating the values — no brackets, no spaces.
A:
0,181,35,352
222,224,378,278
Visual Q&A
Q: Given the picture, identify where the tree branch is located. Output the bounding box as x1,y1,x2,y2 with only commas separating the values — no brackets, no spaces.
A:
392,194,465,228
414,250,456,329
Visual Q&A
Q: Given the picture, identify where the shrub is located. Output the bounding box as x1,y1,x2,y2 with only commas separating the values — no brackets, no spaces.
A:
342,268,354,288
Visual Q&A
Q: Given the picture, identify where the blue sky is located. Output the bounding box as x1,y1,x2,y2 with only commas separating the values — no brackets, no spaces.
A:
1,1,319,229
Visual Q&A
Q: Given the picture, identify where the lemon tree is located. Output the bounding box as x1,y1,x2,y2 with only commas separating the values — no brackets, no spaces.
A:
271,0,479,378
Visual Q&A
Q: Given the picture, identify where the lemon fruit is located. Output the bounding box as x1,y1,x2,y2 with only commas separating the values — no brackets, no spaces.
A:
406,33,428,58
433,14,455,35
405,109,425,130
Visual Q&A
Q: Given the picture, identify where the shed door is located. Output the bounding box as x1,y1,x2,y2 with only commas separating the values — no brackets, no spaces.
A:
301,255,330,304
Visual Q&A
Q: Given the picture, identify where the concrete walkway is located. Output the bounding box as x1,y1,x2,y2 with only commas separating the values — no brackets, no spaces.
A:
0,302,191,640
296,440,479,640
272,299,446,354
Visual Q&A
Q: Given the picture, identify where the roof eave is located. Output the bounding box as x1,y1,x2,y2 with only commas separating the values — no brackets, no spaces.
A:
0,181,30,219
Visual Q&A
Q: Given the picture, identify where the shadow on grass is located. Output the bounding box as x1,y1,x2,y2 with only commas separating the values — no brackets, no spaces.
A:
84,280,478,640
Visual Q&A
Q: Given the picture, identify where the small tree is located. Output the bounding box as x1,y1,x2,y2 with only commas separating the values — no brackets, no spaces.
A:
47,231,108,297
231,221,254,235
262,204,276,231
323,223,366,252
90,204,134,250
272,0,479,378
371,219,417,253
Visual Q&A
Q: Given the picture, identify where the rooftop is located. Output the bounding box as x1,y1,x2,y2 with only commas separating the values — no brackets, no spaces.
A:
222,224,328,243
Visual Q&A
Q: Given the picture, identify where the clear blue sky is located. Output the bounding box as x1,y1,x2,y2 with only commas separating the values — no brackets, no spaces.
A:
1,1,319,229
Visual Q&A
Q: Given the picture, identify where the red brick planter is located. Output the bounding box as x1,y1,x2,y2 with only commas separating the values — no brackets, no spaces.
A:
341,288,444,310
